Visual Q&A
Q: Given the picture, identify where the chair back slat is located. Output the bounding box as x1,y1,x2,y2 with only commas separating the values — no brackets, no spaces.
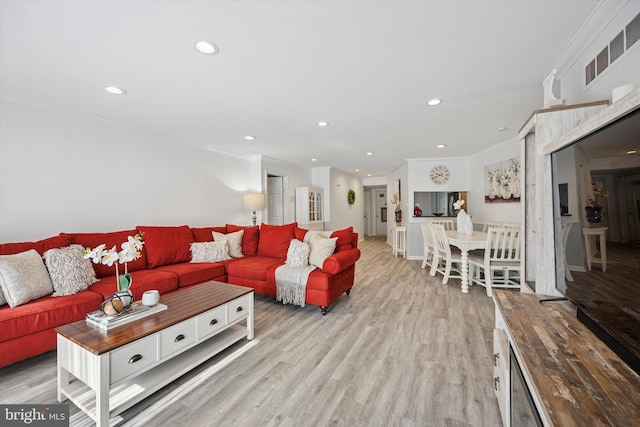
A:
431,220,455,230
485,227,520,262
483,221,503,232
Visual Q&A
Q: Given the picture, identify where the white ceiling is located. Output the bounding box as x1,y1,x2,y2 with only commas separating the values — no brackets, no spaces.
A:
0,0,601,177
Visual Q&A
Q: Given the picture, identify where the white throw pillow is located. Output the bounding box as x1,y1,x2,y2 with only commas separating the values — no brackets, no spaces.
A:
44,245,98,297
0,249,54,308
212,230,244,258
285,239,310,268
308,235,338,268
190,241,232,263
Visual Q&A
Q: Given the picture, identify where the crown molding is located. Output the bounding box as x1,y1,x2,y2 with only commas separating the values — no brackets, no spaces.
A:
550,0,629,79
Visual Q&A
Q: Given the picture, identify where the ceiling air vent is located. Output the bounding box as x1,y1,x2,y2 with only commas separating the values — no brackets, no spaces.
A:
586,11,640,86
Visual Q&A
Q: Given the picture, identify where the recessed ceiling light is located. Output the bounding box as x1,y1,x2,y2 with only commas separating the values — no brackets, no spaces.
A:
311,158,317,162
244,136,256,141
497,126,508,132
366,152,374,156
355,169,360,172
317,121,329,127
627,149,637,154
427,98,442,106
367,174,372,177
195,41,219,55
436,144,446,148
103,86,126,95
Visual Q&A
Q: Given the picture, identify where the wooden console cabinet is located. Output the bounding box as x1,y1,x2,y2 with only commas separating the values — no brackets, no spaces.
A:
493,290,640,426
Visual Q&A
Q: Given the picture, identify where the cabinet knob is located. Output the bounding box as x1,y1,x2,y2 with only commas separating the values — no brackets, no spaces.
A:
128,354,143,364
494,377,500,391
210,319,218,326
236,306,243,313
174,334,185,342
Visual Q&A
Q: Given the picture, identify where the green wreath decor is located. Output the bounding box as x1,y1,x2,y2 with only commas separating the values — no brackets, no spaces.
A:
348,189,356,205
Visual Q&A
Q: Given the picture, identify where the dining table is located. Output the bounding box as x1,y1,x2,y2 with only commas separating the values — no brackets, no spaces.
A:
445,229,488,293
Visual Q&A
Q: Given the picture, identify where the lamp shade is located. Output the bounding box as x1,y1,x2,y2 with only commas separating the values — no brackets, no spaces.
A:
243,193,265,211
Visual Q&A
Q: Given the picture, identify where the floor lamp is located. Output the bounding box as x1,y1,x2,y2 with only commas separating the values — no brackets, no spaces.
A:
243,193,265,226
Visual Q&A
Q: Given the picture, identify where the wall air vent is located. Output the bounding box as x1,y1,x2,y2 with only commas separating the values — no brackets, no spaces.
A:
585,11,640,86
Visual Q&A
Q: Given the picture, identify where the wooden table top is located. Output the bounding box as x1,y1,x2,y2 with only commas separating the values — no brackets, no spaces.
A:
56,281,253,355
494,290,640,427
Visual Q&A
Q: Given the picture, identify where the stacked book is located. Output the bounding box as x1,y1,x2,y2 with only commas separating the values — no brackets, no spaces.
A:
86,301,167,330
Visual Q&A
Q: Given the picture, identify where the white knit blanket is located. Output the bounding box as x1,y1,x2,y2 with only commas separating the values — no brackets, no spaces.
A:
275,265,316,307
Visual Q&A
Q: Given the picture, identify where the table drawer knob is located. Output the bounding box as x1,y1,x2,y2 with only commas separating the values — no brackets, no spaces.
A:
128,354,143,364
174,334,185,342
236,306,243,313
209,319,218,326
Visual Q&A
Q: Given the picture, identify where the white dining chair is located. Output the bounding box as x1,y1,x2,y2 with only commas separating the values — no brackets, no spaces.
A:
429,223,463,284
468,227,521,297
420,222,434,270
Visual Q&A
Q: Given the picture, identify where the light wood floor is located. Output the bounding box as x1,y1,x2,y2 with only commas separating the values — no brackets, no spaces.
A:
0,237,501,427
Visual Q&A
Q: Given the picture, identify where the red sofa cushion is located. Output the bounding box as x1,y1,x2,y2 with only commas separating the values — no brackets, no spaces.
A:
157,262,226,287
64,230,148,278
257,223,296,260
191,226,227,242
226,256,283,281
331,226,354,253
227,224,259,256
137,225,194,268
0,290,103,343
294,226,308,241
0,234,71,256
88,269,179,299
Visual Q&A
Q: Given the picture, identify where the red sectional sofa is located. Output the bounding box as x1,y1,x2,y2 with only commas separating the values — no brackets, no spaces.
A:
0,223,360,368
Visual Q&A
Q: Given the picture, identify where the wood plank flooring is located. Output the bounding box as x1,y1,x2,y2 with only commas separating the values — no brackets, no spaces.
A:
0,237,501,426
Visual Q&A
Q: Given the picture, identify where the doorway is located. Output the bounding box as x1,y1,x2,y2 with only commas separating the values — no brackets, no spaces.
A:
267,175,284,225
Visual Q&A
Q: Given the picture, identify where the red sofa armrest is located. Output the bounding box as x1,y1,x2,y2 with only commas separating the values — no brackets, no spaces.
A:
321,247,361,275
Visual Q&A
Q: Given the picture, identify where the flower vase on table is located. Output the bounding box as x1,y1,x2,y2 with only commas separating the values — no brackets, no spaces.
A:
585,206,603,223
456,209,467,233
464,215,474,235
395,208,402,226
585,181,608,224
83,233,145,316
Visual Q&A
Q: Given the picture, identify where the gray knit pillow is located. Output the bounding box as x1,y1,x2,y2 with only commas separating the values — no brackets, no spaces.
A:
285,239,310,268
190,241,232,263
44,245,98,297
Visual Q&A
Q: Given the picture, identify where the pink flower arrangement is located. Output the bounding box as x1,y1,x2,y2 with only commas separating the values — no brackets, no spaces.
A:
586,181,608,208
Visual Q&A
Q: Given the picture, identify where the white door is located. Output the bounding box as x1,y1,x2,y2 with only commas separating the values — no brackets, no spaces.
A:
267,176,284,225
375,190,387,236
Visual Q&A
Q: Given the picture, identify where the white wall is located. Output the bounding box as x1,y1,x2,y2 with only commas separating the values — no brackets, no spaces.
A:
327,168,364,238
0,100,257,242
311,167,364,239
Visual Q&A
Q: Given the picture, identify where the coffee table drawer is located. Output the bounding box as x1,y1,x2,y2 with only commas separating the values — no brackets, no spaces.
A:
228,294,252,323
161,318,197,358
110,334,159,384
196,305,227,340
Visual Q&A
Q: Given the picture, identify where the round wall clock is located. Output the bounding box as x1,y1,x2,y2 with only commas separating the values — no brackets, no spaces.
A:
430,165,450,185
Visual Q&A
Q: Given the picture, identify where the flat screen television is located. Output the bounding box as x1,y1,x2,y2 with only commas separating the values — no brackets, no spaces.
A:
551,105,640,376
